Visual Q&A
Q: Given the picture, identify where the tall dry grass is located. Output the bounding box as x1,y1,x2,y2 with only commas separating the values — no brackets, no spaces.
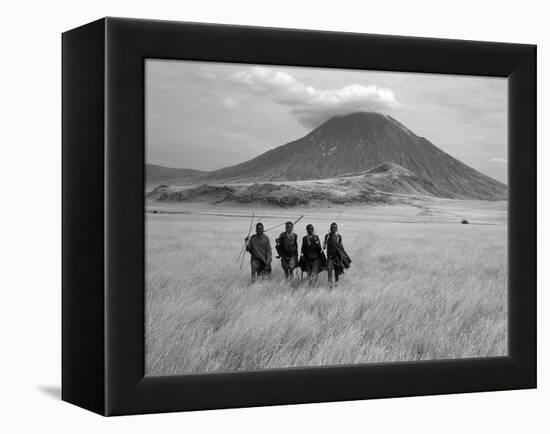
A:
145,208,507,375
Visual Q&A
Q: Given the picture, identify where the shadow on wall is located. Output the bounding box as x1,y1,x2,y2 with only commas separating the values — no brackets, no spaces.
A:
37,385,61,400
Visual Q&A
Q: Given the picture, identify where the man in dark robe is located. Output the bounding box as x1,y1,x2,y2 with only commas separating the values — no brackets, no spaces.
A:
300,224,325,285
276,221,299,279
323,222,351,286
245,222,272,282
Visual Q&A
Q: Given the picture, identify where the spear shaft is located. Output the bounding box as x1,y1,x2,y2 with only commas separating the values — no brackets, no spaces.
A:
264,215,304,233
239,213,256,269
237,213,255,263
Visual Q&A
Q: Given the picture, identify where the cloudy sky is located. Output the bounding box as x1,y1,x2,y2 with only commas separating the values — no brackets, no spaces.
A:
146,59,508,183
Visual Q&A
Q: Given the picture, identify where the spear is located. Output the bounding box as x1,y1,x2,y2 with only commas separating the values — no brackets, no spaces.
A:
238,214,265,263
239,213,257,269
264,215,304,233
237,213,255,264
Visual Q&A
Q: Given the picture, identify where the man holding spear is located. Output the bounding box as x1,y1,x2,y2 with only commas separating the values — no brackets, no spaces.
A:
300,224,325,285
245,222,272,282
323,222,351,287
275,221,299,279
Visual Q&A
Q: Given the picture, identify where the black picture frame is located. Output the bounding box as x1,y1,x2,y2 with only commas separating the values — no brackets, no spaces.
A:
62,17,536,416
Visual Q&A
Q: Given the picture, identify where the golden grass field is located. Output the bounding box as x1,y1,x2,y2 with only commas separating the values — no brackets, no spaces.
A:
145,200,507,376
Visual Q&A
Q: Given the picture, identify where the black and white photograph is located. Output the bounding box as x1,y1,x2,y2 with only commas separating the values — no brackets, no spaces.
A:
145,60,508,376
1,0,543,429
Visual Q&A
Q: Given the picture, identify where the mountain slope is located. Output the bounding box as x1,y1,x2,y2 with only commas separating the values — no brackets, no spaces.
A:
146,164,208,188
344,162,455,198
202,112,506,200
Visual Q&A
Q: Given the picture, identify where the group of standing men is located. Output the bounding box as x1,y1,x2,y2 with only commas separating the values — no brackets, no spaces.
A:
245,221,351,286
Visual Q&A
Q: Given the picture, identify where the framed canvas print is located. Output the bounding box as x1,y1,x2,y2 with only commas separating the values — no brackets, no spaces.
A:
62,17,536,416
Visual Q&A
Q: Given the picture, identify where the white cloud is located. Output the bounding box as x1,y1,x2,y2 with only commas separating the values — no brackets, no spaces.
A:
222,96,239,110
490,157,507,164
230,67,399,128
197,66,216,80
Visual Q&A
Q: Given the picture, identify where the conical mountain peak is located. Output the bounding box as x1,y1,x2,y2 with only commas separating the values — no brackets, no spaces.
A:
197,112,507,200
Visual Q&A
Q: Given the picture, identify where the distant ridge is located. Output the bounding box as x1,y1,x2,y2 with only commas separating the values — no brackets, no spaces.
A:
147,112,507,200
146,164,208,188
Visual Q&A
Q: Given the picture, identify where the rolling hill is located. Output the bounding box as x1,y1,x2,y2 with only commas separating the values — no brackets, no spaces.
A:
146,161,497,207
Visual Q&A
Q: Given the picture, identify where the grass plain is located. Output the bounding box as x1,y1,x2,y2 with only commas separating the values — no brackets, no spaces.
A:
145,199,507,375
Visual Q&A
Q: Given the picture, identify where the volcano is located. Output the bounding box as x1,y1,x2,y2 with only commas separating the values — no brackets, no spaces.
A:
148,112,507,200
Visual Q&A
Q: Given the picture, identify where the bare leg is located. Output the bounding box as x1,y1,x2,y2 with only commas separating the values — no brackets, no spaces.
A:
250,259,259,282
326,258,333,284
